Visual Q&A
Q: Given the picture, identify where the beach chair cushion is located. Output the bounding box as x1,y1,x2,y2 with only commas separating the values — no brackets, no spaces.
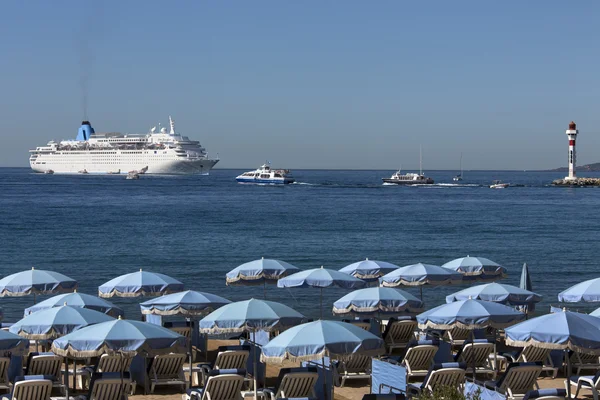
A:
405,339,440,350
568,370,600,386
523,389,567,400
362,395,406,400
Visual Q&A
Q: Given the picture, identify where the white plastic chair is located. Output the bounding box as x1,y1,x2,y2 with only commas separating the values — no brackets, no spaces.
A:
183,370,245,400
148,353,187,393
263,367,318,400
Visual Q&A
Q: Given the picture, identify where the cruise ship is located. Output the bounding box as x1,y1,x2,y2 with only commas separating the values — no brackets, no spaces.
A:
29,117,219,174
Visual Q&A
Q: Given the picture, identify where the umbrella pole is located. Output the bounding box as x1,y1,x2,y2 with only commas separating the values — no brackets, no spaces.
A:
566,349,571,399
64,356,70,400
253,332,258,400
320,288,323,320
189,319,194,388
322,357,328,400
264,282,267,300
420,286,423,302
471,330,476,382
493,329,498,376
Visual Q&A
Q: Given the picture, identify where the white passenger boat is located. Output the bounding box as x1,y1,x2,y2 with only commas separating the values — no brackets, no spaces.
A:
382,170,434,185
236,163,295,184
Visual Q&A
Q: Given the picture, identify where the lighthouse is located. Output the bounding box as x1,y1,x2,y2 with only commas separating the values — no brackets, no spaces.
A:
565,121,578,180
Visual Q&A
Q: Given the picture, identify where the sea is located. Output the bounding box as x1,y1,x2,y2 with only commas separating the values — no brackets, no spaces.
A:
1,167,600,322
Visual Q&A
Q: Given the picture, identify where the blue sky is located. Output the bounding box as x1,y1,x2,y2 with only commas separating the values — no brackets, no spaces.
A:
1,1,598,169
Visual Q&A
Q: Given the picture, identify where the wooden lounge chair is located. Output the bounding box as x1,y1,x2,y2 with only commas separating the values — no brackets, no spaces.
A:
79,354,134,393
382,317,417,353
485,362,542,400
0,357,11,393
444,327,471,348
333,355,371,387
148,353,187,393
407,362,466,396
401,339,439,381
504,346,558,378
570,351,600,376
24,353,65,394
198,346,250,386
2,376,52,400
263,367,318,400
567,370,600,400
454,339,495,379
183,369,246,400
361,395,406,400
523,389,567,400
81,372,132,400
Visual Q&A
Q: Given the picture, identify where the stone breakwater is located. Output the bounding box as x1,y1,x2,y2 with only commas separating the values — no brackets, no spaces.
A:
553,177,600,186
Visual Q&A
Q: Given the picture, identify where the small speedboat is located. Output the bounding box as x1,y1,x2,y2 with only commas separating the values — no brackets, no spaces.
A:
44,170,54,175
490,180,509,189
453,174,463,182
236,163,295,184
126,172,140,180
78,169,88,174
107,169,121,175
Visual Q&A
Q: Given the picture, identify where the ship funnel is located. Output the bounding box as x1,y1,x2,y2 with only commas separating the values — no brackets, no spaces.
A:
76,121,95,141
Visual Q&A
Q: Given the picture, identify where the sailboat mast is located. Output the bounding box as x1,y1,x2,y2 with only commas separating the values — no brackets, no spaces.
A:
460,152,463,177
420,146,423,175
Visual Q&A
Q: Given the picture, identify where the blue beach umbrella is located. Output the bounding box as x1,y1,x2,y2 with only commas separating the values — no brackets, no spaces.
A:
0,330,28,355
446,283,542,306
51,318,187,357
558,278,600,303
0,267,77,301
141,290,232,387
442,256,507,280
10,305,114,339
505,310,600,399
199,298,305,334
380,263,462,300
261,320,384,400
417,299,526,330
140,290,231,316
226,258,300,298
278,267,368,318
98,269,184,298
24,291,124,318
332,287,424,316
200,298,305,400
338,258,400,282
590,308,600,317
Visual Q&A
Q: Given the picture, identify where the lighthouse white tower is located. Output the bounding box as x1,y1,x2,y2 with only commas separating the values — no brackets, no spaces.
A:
565,121,578,180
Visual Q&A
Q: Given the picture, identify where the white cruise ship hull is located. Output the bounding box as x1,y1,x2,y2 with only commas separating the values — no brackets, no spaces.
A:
31,153,218,175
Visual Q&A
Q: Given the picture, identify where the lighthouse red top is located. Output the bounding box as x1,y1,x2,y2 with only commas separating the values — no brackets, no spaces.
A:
569,121,577,130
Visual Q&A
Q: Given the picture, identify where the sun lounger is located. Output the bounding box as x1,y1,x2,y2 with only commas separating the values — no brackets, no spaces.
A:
382,317,417,353
342,319,371,332
79,355,134,393
0,357,11,393
332,355,371,387
567,370,600,400
454,339,495,379
444,327,471,348
24,353,65,394
402,339,439,381
198,346,250,386
361,395,406,400
1,376,52,400
522,388,567,400
484,362,542,400
569,351,600,376
263,367,318,400
183,369,246,400
407,362,466,396
79,372,132,400
147,353,187,393
503,346,558,378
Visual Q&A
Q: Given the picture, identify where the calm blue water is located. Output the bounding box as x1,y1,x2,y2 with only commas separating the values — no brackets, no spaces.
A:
1,167,600,321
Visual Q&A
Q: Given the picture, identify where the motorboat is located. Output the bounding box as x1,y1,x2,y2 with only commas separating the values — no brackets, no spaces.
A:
490,180,509,189
44,170,54,175
78,169,88,174
107,169,121,175
126,172,140,180
236,163,295,184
